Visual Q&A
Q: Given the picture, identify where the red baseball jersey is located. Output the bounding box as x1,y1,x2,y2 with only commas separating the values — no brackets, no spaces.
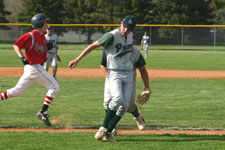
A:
14,30,48,65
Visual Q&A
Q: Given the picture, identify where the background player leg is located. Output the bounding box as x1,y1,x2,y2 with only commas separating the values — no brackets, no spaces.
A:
52,55,58,78
144,44,148,58
44,53,54,72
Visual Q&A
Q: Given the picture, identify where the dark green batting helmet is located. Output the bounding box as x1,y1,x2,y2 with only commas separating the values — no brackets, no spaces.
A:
31,13,48,28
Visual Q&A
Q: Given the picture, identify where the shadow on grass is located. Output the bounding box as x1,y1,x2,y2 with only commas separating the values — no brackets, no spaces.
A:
117,134,225,142
115,125,225,130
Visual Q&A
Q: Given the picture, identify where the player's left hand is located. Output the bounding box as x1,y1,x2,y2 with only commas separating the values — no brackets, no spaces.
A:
136,88,151,105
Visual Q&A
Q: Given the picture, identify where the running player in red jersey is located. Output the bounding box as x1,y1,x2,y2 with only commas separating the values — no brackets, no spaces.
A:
0,14,59,127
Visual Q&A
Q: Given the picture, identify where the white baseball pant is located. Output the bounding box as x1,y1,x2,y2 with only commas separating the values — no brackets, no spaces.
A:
143,43,148,58
44,52,58,77
107,70,133,117
5,64,59,105
103,70,137,116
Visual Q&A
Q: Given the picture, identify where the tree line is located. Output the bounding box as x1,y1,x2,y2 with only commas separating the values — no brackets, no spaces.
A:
1,0,225,44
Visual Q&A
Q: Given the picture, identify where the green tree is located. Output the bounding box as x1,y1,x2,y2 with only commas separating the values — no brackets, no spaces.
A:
63,0,100,43
211,0,225,24
214,9,225,24
210,0,225,15
63,0,154,43
4,0,24,23
18,0,65,34
152,0,214,45
130,0,154,44
97,0,123,24
0,0,11,29
214,9,225,43
131,0,153,24
152,0,213,25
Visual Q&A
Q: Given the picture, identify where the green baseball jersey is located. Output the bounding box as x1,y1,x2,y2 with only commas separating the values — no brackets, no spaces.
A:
101,46,146,69
98,28,134,71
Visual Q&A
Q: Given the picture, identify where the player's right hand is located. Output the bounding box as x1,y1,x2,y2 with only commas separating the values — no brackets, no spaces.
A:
68,59,78,69
20,56,29,65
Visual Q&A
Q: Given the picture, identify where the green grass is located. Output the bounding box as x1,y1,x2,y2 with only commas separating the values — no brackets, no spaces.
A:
1,43,224,51
147,50,225,70
1,43,225,149
0,132,225,150
1,44,225,70
1,77,225,129
148,45,225,51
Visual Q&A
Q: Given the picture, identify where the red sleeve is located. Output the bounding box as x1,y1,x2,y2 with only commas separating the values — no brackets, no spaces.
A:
14,33,32,50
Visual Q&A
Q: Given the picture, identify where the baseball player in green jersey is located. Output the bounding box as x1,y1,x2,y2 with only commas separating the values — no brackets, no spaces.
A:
100,46,150,132
69,15,138,142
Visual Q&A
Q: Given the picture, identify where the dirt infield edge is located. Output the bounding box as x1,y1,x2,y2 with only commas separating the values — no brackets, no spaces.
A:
2,67,225,79
1,128,225,135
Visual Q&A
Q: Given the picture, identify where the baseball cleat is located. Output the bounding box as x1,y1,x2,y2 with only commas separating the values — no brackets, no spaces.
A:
134,113,145,130
112,128,117,136
103,132,116,142
36,111,51,127
95,126,107,140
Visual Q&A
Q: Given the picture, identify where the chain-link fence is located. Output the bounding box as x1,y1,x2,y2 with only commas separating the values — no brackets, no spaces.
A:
0,24,225,51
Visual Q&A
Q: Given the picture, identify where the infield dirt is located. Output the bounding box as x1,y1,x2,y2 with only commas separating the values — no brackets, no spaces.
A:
1,67,225,79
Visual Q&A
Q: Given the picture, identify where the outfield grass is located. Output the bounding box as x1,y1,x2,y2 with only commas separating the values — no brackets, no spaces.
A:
1,43,224,51
1,47,225,70
1,132,225,150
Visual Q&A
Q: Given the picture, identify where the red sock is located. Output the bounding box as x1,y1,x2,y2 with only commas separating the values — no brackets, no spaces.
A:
44,96,53,105
0,90,8,101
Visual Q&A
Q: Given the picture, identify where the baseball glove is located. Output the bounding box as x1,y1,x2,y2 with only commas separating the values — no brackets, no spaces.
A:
136,89,151,105
46,42,53,50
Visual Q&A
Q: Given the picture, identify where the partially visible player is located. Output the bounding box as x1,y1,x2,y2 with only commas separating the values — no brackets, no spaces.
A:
0,14,59,127
101,46,150,132
44,26,59,78
141,32,150,58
